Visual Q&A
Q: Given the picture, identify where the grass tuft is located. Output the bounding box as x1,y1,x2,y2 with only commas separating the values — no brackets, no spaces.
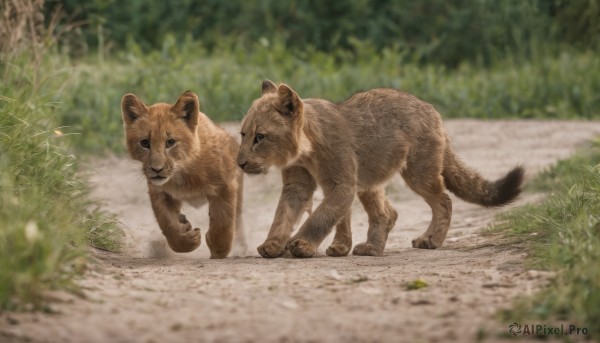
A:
493,142,600,339
0,49,122,310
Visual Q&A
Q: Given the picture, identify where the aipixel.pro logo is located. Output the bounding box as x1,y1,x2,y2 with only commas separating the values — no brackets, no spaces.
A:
509,322,588,336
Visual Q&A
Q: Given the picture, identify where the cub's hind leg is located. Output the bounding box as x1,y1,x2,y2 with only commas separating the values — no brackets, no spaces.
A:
326,211,352,257
352,187,398,256
401,157,452,249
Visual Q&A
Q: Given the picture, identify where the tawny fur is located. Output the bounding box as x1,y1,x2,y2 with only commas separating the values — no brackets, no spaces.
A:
121,91,245,258
237,80,524,258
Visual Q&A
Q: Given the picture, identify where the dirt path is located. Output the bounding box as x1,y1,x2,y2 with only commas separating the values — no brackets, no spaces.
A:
2,120,600,343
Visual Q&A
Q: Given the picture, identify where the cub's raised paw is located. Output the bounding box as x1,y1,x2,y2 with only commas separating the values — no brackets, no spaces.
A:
167,227,201,253
411,235,441,249
352,242,381,256
287,238,316,258
326,243,351,257
257,239,286,258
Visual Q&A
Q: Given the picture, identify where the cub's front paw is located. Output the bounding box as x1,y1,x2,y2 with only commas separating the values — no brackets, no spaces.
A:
257,239,285,258
352,242,381,256
287,238,316,258
166,224,201,253
411,234,442,249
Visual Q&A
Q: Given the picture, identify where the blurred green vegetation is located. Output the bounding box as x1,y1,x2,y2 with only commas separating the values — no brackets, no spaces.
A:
46,0,600,67
36,0,600,153
57,42,600,153
494,141,600,339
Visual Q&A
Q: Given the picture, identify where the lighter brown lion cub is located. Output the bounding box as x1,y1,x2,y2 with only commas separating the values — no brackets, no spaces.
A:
121,91,245,258
237,80,524,258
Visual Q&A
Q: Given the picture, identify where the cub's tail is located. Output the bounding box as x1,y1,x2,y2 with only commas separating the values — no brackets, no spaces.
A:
442,145,524,207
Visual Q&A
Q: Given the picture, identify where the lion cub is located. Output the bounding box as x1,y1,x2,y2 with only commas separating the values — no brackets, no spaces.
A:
121,91,245,258
238,80,524,258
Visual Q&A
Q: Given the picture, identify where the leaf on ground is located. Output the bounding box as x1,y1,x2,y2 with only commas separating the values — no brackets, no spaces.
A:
405,279,428,290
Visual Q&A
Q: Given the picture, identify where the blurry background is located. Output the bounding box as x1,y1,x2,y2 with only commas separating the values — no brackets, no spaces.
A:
45,0,600,66
29,0,600,151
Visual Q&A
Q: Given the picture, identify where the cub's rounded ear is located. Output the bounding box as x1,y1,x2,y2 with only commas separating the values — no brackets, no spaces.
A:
172,91,200,130
121,93,147,126
261,79,277,96
276,84,303,117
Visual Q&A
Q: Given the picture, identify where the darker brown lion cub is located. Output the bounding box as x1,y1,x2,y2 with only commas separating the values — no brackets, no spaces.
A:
237,80,524,258
121,91,245,258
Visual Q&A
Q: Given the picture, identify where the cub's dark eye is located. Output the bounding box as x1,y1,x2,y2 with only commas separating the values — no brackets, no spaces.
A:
254,133,265,144
140,139,150,149
166,139,176,148
240,132,246,138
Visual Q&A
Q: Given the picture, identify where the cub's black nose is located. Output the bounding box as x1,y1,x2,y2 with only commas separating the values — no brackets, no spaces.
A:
238,162,247,169
151,167,164,173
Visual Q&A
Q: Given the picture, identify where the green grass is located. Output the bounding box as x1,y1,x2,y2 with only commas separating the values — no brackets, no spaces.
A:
48,40,600,153
0,52,122,310
493,140,600,339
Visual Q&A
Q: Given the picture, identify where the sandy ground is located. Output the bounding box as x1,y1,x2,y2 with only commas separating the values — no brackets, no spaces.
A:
2,120,600,343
